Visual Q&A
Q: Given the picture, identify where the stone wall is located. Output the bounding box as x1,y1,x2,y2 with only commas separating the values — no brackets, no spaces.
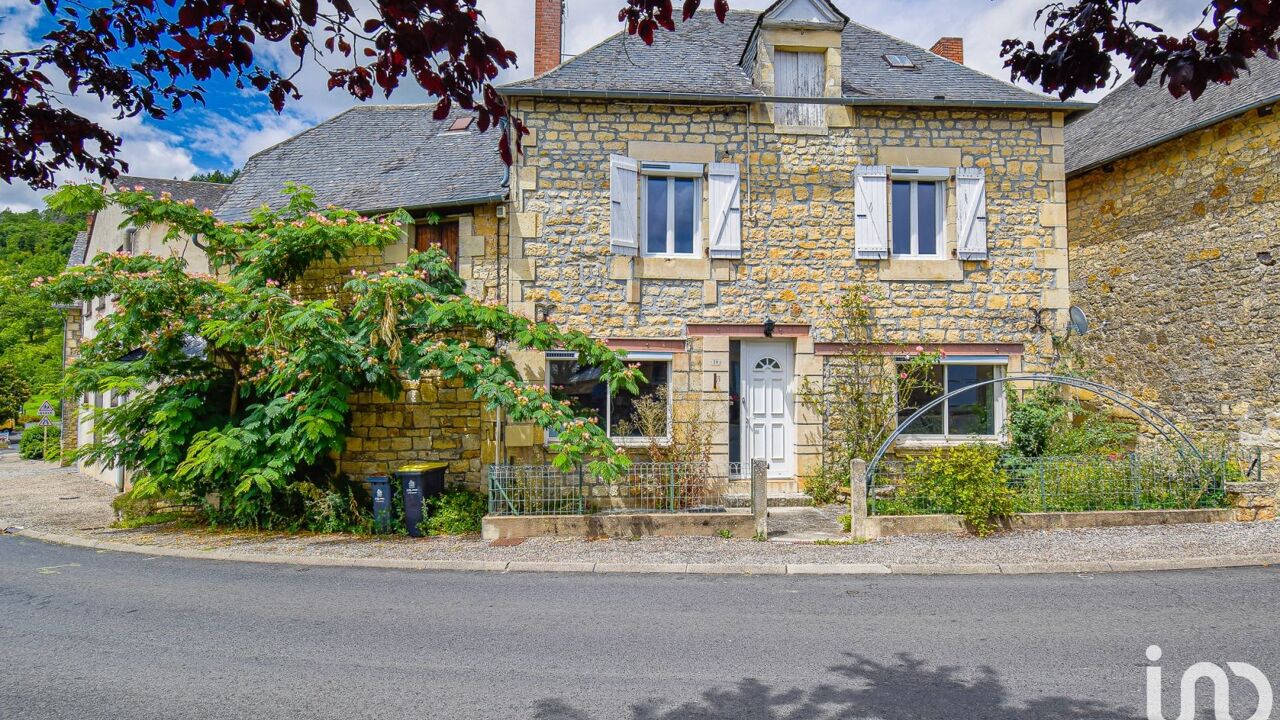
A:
505,99,1070,486
1067,106,1280,470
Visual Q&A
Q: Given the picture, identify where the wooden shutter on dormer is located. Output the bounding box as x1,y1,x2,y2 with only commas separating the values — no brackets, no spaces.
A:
708,163,742,259
609,154,639,255
854,165,889,259
956,167,989,260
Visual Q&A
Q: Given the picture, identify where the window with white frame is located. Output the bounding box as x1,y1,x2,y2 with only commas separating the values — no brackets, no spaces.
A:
545,352,672,440
640,162,701,257
890,168,947,258
898,361,1005,438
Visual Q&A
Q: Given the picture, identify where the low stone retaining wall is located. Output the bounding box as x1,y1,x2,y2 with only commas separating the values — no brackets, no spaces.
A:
482,511,757,541
865,508,1238,539
1226,482,1278,522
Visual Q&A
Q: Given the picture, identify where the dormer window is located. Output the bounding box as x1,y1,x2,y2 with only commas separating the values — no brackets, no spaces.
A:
884,54,916,69
773,50,825,127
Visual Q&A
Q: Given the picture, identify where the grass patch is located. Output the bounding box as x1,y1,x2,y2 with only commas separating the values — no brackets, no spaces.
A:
112,511,184,529
812,537,872,546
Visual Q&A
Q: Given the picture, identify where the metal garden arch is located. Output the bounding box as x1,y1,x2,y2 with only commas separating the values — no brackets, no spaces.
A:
864,373,1203,487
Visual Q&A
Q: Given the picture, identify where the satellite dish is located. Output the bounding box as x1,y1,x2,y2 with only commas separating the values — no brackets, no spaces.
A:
1067,306,1090,336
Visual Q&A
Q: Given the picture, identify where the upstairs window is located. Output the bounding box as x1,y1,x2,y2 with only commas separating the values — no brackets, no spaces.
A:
640,162,702,257
415,220,460,270
890,167,948,259
773,50,825,127
118,227,137,255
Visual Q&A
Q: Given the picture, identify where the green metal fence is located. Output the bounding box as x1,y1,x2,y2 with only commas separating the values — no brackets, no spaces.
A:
868,449,1247,517
487,462,727,516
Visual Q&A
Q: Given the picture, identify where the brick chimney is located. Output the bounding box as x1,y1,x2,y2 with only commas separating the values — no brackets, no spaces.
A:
534,0,564,76
930,37,964,65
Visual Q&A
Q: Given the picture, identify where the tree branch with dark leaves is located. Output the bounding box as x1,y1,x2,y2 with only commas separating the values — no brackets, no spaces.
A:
1002,0,1280,100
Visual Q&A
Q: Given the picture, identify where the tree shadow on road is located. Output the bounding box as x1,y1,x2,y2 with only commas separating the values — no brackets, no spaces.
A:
533,652,1133,720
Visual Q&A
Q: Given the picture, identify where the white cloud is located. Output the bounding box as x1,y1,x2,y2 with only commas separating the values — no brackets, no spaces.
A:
184,110,315,168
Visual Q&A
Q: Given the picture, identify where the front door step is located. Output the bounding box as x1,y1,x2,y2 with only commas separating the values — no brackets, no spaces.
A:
728,478,801,494
725,492,813,508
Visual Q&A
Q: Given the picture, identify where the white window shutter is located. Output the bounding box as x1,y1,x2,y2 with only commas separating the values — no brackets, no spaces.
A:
854,165,889,259
956,167,988,260
609,154,639,255
708,163,742,259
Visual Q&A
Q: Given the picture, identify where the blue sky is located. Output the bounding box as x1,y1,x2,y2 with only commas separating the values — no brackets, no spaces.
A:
0,0,1211,212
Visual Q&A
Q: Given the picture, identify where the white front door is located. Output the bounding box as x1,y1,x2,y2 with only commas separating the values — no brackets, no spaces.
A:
740,341,794,479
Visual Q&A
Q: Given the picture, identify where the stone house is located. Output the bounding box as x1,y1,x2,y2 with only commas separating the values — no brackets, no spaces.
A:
496,0,1084,494
64,0,1088,497
61,176,229,487
1066,56,1280,468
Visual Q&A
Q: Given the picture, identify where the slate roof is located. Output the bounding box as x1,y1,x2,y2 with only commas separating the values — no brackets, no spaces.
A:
501,10,1079,110
215,105,509,222
112,175,230,211
66,230,88,268
1066,54,1280,176
504,11,763,98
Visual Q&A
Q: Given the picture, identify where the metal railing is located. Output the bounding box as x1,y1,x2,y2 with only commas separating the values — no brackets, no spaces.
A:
488,462,728,516
868,450,1242,517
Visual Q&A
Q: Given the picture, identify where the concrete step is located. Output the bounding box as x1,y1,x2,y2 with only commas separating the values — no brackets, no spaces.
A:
724,492,814,508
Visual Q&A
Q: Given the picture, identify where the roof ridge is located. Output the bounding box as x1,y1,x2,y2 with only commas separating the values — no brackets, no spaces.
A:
116,174,232,188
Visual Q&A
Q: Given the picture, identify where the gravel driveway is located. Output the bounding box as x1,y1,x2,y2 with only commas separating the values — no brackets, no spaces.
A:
5,457,1280,567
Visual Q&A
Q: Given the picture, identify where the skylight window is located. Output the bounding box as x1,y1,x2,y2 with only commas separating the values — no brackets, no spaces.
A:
884,54,916,69
446,116,474,132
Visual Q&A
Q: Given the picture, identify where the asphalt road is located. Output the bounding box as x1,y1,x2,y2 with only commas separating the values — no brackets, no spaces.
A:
3,535,1278,720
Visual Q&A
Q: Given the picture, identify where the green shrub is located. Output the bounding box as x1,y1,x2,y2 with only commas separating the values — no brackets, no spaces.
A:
1006,386,1068,458
804,465,846,505
426,488,486,535
112,486,166,519
1006,386,1136,459
18,427,61,461
902,444,1014,536
1044,413,1136,456
297,482,371,534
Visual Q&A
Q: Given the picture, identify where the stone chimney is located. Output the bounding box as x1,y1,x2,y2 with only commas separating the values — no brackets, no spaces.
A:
534,0,564,76
930,37,964,65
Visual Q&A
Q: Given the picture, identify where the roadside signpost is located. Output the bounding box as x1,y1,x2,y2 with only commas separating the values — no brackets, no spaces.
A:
37,401,55,450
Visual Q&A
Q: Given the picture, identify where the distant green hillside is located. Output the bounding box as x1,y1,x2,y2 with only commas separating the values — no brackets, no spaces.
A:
0,208,83,420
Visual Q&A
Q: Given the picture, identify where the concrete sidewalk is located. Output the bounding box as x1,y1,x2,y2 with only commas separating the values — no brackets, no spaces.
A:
12,526,1280,576
5,457,1280,576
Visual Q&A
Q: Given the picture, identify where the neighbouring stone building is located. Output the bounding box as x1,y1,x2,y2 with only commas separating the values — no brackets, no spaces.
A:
496,0,1084,493
1066,56,1280,469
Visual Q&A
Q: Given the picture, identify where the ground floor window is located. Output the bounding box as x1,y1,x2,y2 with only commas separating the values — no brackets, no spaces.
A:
545,352,671,441
897,362,1004,438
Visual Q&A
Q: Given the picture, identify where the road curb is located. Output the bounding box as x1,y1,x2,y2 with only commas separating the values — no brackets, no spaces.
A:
8,528,1279,577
